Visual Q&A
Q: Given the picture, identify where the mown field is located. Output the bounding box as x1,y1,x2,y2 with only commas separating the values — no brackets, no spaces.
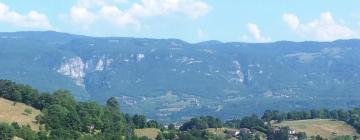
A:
273,119,359,139
134,128,160,139
0,97,41,131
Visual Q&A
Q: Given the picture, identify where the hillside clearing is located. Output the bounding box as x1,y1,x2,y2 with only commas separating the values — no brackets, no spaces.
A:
273,119,359,139
134,128,160,139
0,97,41,131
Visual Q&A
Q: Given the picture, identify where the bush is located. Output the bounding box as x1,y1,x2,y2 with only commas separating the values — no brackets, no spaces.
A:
0,123,15,140
24,108,33,115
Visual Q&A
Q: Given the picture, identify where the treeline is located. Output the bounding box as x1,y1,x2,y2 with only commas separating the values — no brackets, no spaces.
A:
180,116,222,131
0,80,161,140
224,115,266,132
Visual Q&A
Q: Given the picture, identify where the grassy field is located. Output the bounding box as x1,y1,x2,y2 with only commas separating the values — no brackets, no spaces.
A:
273,119,360,139
0,98,41,131
134,128,160,139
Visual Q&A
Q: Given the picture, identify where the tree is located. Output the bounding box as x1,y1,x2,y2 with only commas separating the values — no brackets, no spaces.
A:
296,132,307,140
77,102,105,133
330,110,339,119
13,125,38,140
180,118,207,131
163,130,177,140
337,109,349,121
39,104,70,130
49,128,80,140
180,116,222,131
179,132,198,140
240,115,264,129
0,123,15,140
168,123,175,130
204,116,222,128
52,90,77,110
34,93,53,110
37,130,49,140
311,135,326,140
106,97,120,112
133,115,147,129
147,120,159,128
156,133,165,140
239,133,254,140
311,109,320,119
262,110,279,122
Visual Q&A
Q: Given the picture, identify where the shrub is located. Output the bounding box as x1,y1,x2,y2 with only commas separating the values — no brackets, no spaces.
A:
24,108,33,115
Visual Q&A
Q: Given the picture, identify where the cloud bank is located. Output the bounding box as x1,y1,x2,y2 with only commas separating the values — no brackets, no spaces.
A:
0,2,52,29
283,12,358,41
67,0,211,28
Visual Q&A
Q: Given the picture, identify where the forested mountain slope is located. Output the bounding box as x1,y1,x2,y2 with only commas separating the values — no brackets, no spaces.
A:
1,31,360,122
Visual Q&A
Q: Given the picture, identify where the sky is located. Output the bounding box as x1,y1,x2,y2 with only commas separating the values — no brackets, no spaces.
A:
0,0,360,43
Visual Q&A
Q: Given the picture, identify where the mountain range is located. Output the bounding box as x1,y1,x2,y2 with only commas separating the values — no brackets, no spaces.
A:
1,31,360,122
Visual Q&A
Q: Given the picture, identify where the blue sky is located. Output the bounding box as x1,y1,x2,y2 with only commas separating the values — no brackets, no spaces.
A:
0,0,360,43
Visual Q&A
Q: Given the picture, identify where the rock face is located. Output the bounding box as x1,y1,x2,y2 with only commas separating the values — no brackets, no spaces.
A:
233,61,244,83
57,57,86,87
1,31,360,122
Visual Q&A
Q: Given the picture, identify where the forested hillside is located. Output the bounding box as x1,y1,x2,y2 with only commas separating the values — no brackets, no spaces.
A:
1,80,360,140
1,31,360,122
0,80,160,140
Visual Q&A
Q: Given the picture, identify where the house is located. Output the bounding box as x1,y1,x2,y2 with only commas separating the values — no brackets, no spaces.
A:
239,128,251,134
288,135,298,140
175,124,181,129
272,127,282,134
227,130,240,137
288,129,296,135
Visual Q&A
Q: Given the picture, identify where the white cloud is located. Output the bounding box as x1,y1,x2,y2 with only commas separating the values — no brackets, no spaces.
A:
245,23,271,42
283,14,299,30
283,12,358,41
66,0,211,28
0,2,52,29
70,6,95,25
114,0,128,3
247,23,261,40
100,6,139,27
129,0,211,19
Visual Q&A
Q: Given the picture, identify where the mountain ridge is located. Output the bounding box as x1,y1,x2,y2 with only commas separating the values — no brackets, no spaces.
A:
2,30,360,45
1,31,360,122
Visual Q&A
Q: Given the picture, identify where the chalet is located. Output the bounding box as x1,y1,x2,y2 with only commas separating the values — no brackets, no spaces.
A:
174,124,181,130
272,127,282,134
288,129,296,135
227,130,240,137
288,135,298,140
239,128,251,134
